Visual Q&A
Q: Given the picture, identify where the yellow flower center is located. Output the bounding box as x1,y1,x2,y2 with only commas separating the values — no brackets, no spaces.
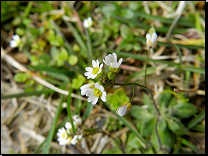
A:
62,132,66,138
94,88,102,97
92,67,100,75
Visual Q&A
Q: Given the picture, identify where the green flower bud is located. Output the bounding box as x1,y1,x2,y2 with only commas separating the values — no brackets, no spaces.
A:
107,72,116,80
148,26,156,36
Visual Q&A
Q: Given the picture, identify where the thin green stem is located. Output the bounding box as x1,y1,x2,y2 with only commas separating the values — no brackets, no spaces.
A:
144,48,151,86
131,84,135,103
85,28,92,65
67,87,76,135
22,1,33,18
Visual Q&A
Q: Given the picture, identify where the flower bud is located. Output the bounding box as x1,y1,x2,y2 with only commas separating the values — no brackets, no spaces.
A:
107,72,116,80
146,26,157,48
116,102,132,116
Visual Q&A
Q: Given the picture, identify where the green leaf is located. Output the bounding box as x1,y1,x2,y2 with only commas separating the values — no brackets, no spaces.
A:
129,105,153,122
24,79,35,87
102,3,117,19
166,116,188,135
120,24,133,40
158,117,167,131
121,8,134,19
14,73,28,83
72,75,86,89
46,71,70,83
126,133,143,150
68,54,78,65
159,87,172,107
106,88,130,110
151,127,174,152
36,84,44,91
142,93,154,112
129,1,140,11
140,117,156,136
172,102,198,119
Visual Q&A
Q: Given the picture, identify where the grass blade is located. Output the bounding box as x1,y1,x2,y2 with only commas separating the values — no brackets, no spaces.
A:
82,102,93,120
50,19,74,55
181,138,203,154
114,16,187,34
34,140,46,154
63,19,88,53
85,28,93,65
42,94,65,154
133,11,195,27
187,108,205,129
1,89,54,99
67,87,76,134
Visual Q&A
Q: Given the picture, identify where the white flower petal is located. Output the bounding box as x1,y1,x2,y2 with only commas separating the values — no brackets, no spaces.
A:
92,60,96,68
96,59,99,67
103,58,108,66
151,33,157,45
95,82,99,89
99,85,104,92
101,91,106,102
118,58,123,67
116,105,127,116
112,53,117,62
12,34,20,41
65,122,72,130
88,95,95,102
10,40,17,48
85,67,93,71
92,96,99,105
146,33,151,42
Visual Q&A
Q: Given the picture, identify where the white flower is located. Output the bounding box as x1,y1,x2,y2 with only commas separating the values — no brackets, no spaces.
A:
71,135,83,145
84,59,103,79
146,32,157,48
73,115,82,126
85,82,106,105
80,83,94,96
103,53,123,72
57,127,68,145
83,17,93,28
10,34,21,48
116,102,132,117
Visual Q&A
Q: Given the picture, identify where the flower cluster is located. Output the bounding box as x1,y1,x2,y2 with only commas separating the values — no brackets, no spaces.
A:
80,53,123,105
57,115,83,146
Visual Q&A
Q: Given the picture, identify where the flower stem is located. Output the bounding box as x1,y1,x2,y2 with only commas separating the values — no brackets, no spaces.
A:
131,84,134,103
85,28,92,65
144,48,151,86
